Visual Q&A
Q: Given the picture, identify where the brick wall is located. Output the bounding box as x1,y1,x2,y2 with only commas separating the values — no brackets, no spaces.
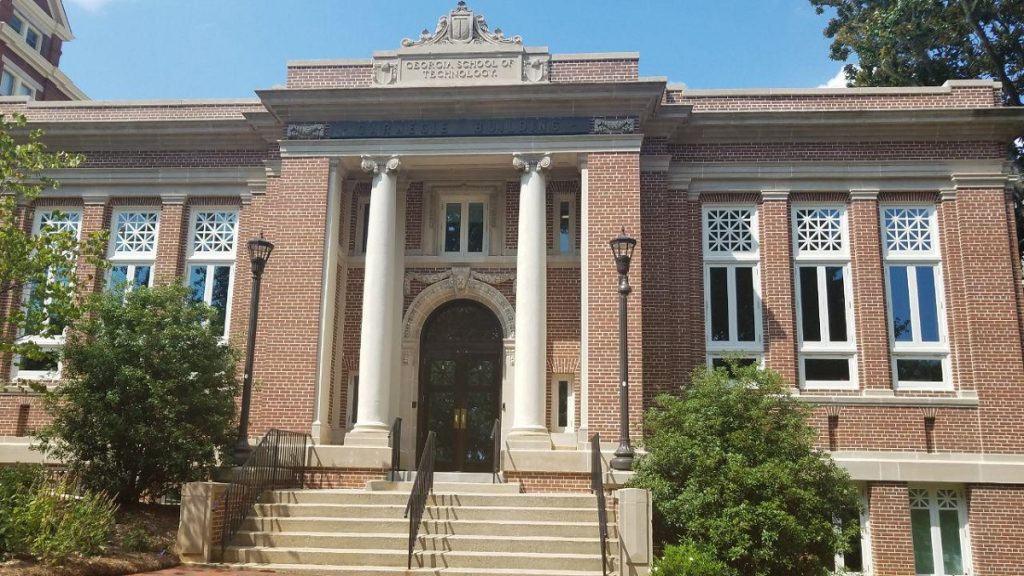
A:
672,141,1006,163
0,393,47,436
669,83,1002,110
549,58,639,84
968,485,1024,576
286,63,373,89
504,471,592,493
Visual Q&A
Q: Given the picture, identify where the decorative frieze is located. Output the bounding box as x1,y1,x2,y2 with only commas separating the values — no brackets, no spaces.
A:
404,266,517,296
284,117,637,140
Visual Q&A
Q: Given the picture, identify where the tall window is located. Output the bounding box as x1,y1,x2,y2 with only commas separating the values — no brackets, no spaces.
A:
108,210,159,291
440,196,487,256
0,65,38,99
909,487,969,576
882,206,949,390
552,194,577,255
549,375,575,433
831,489,872,575
8,12,43,54
186,210,238,338
793,206,857,389
703,206,762,366
12,209,82,381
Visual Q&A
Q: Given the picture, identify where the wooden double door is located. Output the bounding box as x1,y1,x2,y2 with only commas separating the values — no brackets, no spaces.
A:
418,300,503,473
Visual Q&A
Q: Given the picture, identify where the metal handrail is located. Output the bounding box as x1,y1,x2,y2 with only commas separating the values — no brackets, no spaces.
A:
590,433,610,576
220,429,309,555
404,431,436,570
490,418,501,483
390,417,402,481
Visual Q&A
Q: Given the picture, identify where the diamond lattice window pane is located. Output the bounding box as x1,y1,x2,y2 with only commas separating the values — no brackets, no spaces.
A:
884,208,933,252
936,489,959,510
39,211,81,236
796,208,844,252
114,212,158,255
706,208,755,253
909,488,930,509
192,212,238,254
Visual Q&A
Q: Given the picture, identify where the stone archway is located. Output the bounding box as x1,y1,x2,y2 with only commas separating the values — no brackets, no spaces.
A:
396,266,516,469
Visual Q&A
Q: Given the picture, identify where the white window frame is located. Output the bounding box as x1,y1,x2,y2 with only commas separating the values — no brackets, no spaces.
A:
107,208,160,291
11,208,83,382
551,193,577,255
908,485,971,576
834,487,872,575
792,204,858,390
185,208,238,339
345,372,359,431
0,60,41,99
9,11,43,54
354,196,371,256
703,205,764,365
549,374,575,433
881,205,951,391
438,194,489,258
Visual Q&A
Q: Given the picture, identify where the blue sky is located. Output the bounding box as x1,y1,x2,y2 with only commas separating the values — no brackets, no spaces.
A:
60,0,848,101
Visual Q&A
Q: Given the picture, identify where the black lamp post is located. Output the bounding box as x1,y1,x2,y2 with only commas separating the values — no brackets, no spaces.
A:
608,228,636,471
233,233,275,466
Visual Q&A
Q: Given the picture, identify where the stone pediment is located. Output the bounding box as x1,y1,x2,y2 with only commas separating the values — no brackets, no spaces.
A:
372,2,550,87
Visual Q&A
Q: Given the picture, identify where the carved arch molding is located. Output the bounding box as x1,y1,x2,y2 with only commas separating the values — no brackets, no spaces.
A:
403,266,515,341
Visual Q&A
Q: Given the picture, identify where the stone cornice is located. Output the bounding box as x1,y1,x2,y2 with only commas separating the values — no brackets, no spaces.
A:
26,119,269,152
35,167,265,199
666,107,1024,144
256,81,666,124
673,159,1010,194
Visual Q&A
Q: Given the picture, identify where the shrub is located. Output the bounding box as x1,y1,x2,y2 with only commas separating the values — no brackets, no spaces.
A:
0,465,45,559
37,283,240,503
653,541,734,576
120,526,152,553
631,360,861,576
4,475,117,563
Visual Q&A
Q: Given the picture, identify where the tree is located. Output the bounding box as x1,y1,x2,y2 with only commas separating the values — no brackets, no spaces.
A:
36,283,240,504
809,0,1024,258
631,362,861,576
0,113,105,371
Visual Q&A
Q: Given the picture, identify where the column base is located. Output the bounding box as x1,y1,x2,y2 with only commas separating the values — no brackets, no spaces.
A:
507,427,552,450
345,424,392,448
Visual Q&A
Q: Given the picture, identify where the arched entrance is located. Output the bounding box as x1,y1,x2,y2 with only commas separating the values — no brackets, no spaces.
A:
418,299,503,472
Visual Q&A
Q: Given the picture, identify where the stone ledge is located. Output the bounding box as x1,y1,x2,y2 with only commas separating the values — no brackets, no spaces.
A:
835,451,1024,484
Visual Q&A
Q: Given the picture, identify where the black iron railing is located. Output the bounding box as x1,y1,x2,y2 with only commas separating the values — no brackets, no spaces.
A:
490,418,501,483
590,433,610,576
404,431,436,570
390,417,402,481
220,429,309,555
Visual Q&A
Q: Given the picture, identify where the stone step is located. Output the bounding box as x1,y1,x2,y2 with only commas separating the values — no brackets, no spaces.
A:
264,489,598,508
251,503,611,522
224,547,611,571
232,531,612,555
240,516,617,538
365,480,522,494
227,563,613,576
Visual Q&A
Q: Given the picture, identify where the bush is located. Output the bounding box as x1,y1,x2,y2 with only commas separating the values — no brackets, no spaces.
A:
0,465,45,559
120,526,152,553
3,474,117,563
653,541,734,576
37,283,240,503
631,360,861,576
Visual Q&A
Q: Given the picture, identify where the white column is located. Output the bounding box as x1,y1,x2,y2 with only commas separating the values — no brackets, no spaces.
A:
350,155,401,444
511,154,551,437
578,155,590,438
311,160,341,444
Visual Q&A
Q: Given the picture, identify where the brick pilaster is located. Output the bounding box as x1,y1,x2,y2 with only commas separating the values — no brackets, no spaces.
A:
869,482,916,576
250,157,331,437
968,484,1024,575
759,191,798,386
586,152,643,440
153,194,189,285
849,190,892,390
76,196,109,294
937,191,975,393
0,202,33,382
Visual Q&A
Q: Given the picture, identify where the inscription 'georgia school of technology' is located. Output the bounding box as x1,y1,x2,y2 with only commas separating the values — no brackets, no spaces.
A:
405,57,518,80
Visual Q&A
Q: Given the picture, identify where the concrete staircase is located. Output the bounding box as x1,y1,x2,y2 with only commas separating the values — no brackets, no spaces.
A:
221,482,618,575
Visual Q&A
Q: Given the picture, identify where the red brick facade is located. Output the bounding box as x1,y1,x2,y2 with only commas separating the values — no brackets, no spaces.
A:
0,17,1022,575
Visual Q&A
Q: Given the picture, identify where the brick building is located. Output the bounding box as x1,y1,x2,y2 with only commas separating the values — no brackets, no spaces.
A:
2,2,1024,574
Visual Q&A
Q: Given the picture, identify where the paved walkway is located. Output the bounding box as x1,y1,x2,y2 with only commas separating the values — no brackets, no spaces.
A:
147,568,279,576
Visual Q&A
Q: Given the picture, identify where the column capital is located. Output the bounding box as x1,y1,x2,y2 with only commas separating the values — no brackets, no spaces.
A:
760,189,790,202
512,153,552,173
849,188,880,201
160,192,188,206
81,192,110,206
939,188,958,202
360,155,401,175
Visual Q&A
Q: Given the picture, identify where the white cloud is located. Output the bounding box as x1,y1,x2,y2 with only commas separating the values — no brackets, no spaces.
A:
66,0,118,12
818,67,849,89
